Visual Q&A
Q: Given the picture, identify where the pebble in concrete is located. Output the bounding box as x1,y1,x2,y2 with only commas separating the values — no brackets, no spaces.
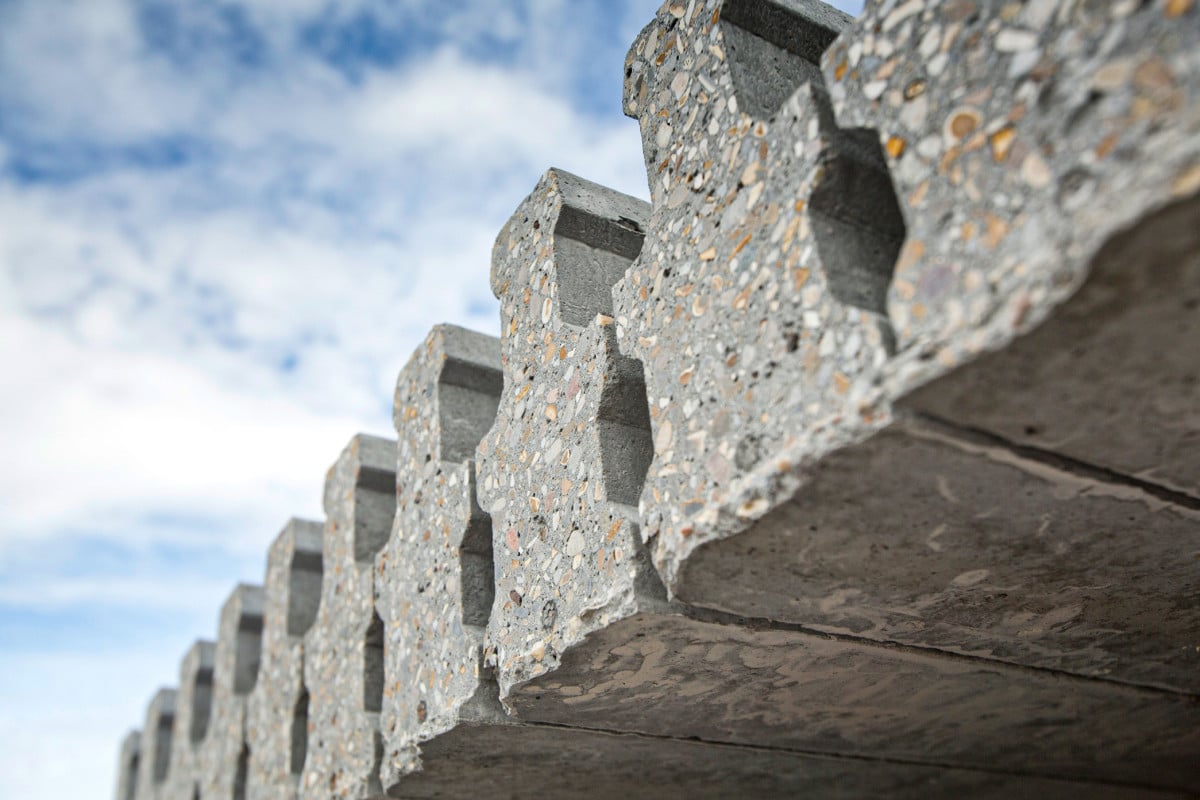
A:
476,168,660,702
115,730,140,800
375,324,503,788
199,584,266,800
825,0,1200,489
133,689,176,800
163,641,215,800
301,435,396,799
246,519,323,799
613,0,908,589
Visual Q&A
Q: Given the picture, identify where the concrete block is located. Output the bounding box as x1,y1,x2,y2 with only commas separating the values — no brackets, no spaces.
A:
302,434,396,799
475,168,660,702
375,324,502,787
670,414,1200,693
132,688,175,800
613,0,907,588
115,730,140,800
165,641,215,800
199,584,266,800
247,518,324,800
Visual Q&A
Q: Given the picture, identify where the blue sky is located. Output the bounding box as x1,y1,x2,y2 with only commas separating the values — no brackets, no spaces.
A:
0,1,859,797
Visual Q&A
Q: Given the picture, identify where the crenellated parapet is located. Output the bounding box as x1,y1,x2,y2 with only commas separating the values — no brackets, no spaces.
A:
113,1,1200,797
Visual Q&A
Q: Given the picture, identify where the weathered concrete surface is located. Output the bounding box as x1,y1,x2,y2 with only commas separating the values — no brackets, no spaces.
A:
505,610,1200,792
476,169,661,702
671,415,1200,693
247,519,324,800
200,584,266,800
386,703,1182,800
828,0,1200,369
613,0,906,589
376,324,502,785
163,641,214,800
905,192,1200,499
115,730,140,800
133,688,176,800
302,435,396,799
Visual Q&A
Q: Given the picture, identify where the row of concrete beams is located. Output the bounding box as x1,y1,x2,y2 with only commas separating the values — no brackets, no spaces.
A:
116,0,1199,797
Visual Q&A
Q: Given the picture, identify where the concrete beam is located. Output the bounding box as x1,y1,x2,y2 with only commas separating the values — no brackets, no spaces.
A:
476,168,659,702
613,0,906,589
301,435,396,799
199,584,266,800
132,688,176,800
164,641,215,800
115,730,140,800
247,518,324,800
375,324,503,788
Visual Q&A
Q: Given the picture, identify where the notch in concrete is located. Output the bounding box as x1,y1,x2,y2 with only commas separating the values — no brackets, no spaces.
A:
810,123,907,320
229,584,265,696
290,687,309,776
187,641,216,743
285,519,324,637
719,0,848,119
364,610,385,714
148,688,177,785
719,0,905,319
546,169,648,327
344,434,398,564
233,743,249,800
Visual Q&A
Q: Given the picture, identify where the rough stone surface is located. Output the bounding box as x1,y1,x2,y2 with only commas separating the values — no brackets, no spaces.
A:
247,519,324,800
164,641,215,800
200,584,266,800
476,168,661,701
301,435,396,799
376,324,502,786
133,689,176,800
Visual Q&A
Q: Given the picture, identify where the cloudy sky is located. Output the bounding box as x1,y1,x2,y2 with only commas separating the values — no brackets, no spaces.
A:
0,1,858,797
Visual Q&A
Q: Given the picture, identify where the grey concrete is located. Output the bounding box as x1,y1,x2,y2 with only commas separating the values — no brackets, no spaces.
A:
614,0,906,591
301,434,396,799
164,641,215,800
132,689,175,800
115,730,140,800
376,325,502,786
503,609,1200,792
386,697,1181,800
247,519,324,800
905,192,1200,499
199,584,266,800
476,168,660,703
672,414,1200,692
